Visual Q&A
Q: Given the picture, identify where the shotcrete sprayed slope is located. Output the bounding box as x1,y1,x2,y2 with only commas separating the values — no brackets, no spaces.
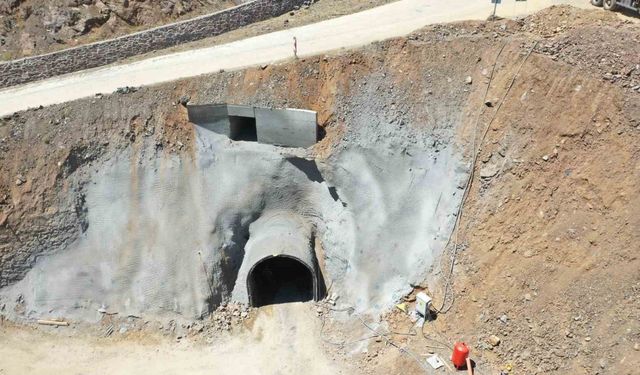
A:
0,33,501,320
1,118,464,320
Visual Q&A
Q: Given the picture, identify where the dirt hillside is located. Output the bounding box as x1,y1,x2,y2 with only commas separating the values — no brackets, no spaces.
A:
0,5,638,375
414,6,640,375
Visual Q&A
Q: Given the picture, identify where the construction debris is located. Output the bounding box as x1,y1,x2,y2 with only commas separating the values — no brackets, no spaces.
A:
395,303,407,313
114,86,138,95
426,354,444,369
37,319,69,327
488,335,501,347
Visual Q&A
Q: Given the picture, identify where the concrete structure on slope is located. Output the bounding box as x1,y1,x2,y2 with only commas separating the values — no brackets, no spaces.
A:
232,211,322,307
187,104,318,148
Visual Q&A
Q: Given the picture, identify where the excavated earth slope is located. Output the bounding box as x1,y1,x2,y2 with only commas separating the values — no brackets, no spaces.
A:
0,5,638,375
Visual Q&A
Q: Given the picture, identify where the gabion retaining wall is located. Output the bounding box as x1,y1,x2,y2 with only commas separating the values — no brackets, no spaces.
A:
0,0,310,89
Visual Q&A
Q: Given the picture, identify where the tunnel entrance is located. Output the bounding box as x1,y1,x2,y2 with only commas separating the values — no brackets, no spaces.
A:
247,256,314,307
229,116,257,141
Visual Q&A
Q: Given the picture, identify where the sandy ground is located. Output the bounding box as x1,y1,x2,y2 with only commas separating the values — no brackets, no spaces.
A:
0,303,346,375
0,0,593,117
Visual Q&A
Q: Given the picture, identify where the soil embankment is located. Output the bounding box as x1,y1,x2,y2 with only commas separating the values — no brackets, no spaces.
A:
0,5,638,375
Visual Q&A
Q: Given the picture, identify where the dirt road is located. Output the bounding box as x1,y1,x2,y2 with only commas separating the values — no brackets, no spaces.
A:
0,303,345,375
0,0,591,117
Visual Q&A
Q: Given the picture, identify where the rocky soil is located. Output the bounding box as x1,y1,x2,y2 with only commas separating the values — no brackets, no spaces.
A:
0,86,196,288
400,6,640,375
314,7,640,375
0,5,638,375
528,6,640,93
93,301,254,340
0,0,236,60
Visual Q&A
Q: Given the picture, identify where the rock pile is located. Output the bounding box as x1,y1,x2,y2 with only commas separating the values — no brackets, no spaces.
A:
208,302,252,332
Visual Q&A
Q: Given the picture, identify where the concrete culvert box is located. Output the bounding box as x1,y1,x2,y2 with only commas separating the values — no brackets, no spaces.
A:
187,103,318,148
254,107,317,148
229,116,257,141
232,211,322,307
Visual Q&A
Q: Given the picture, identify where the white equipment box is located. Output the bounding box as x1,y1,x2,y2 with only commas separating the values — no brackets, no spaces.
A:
415,292,432,317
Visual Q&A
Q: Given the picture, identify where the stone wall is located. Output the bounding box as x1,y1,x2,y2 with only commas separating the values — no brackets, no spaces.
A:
0,0,310,89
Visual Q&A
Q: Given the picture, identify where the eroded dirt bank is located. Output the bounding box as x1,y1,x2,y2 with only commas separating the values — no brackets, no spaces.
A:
0,6,639,375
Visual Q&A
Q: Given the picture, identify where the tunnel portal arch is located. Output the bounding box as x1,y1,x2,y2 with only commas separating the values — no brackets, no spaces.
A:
247,254,316,307
231,211,323,307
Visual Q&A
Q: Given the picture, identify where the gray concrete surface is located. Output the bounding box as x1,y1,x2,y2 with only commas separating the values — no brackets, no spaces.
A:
232,211,319,305
188,104,318,148
255,107,317,148
187,104,232,135
0,5,488,318
227,104,256,118
0,114,466,320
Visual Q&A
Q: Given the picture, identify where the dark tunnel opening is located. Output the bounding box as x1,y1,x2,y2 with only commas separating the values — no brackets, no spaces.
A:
229,116,257,142
248,256,314,307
